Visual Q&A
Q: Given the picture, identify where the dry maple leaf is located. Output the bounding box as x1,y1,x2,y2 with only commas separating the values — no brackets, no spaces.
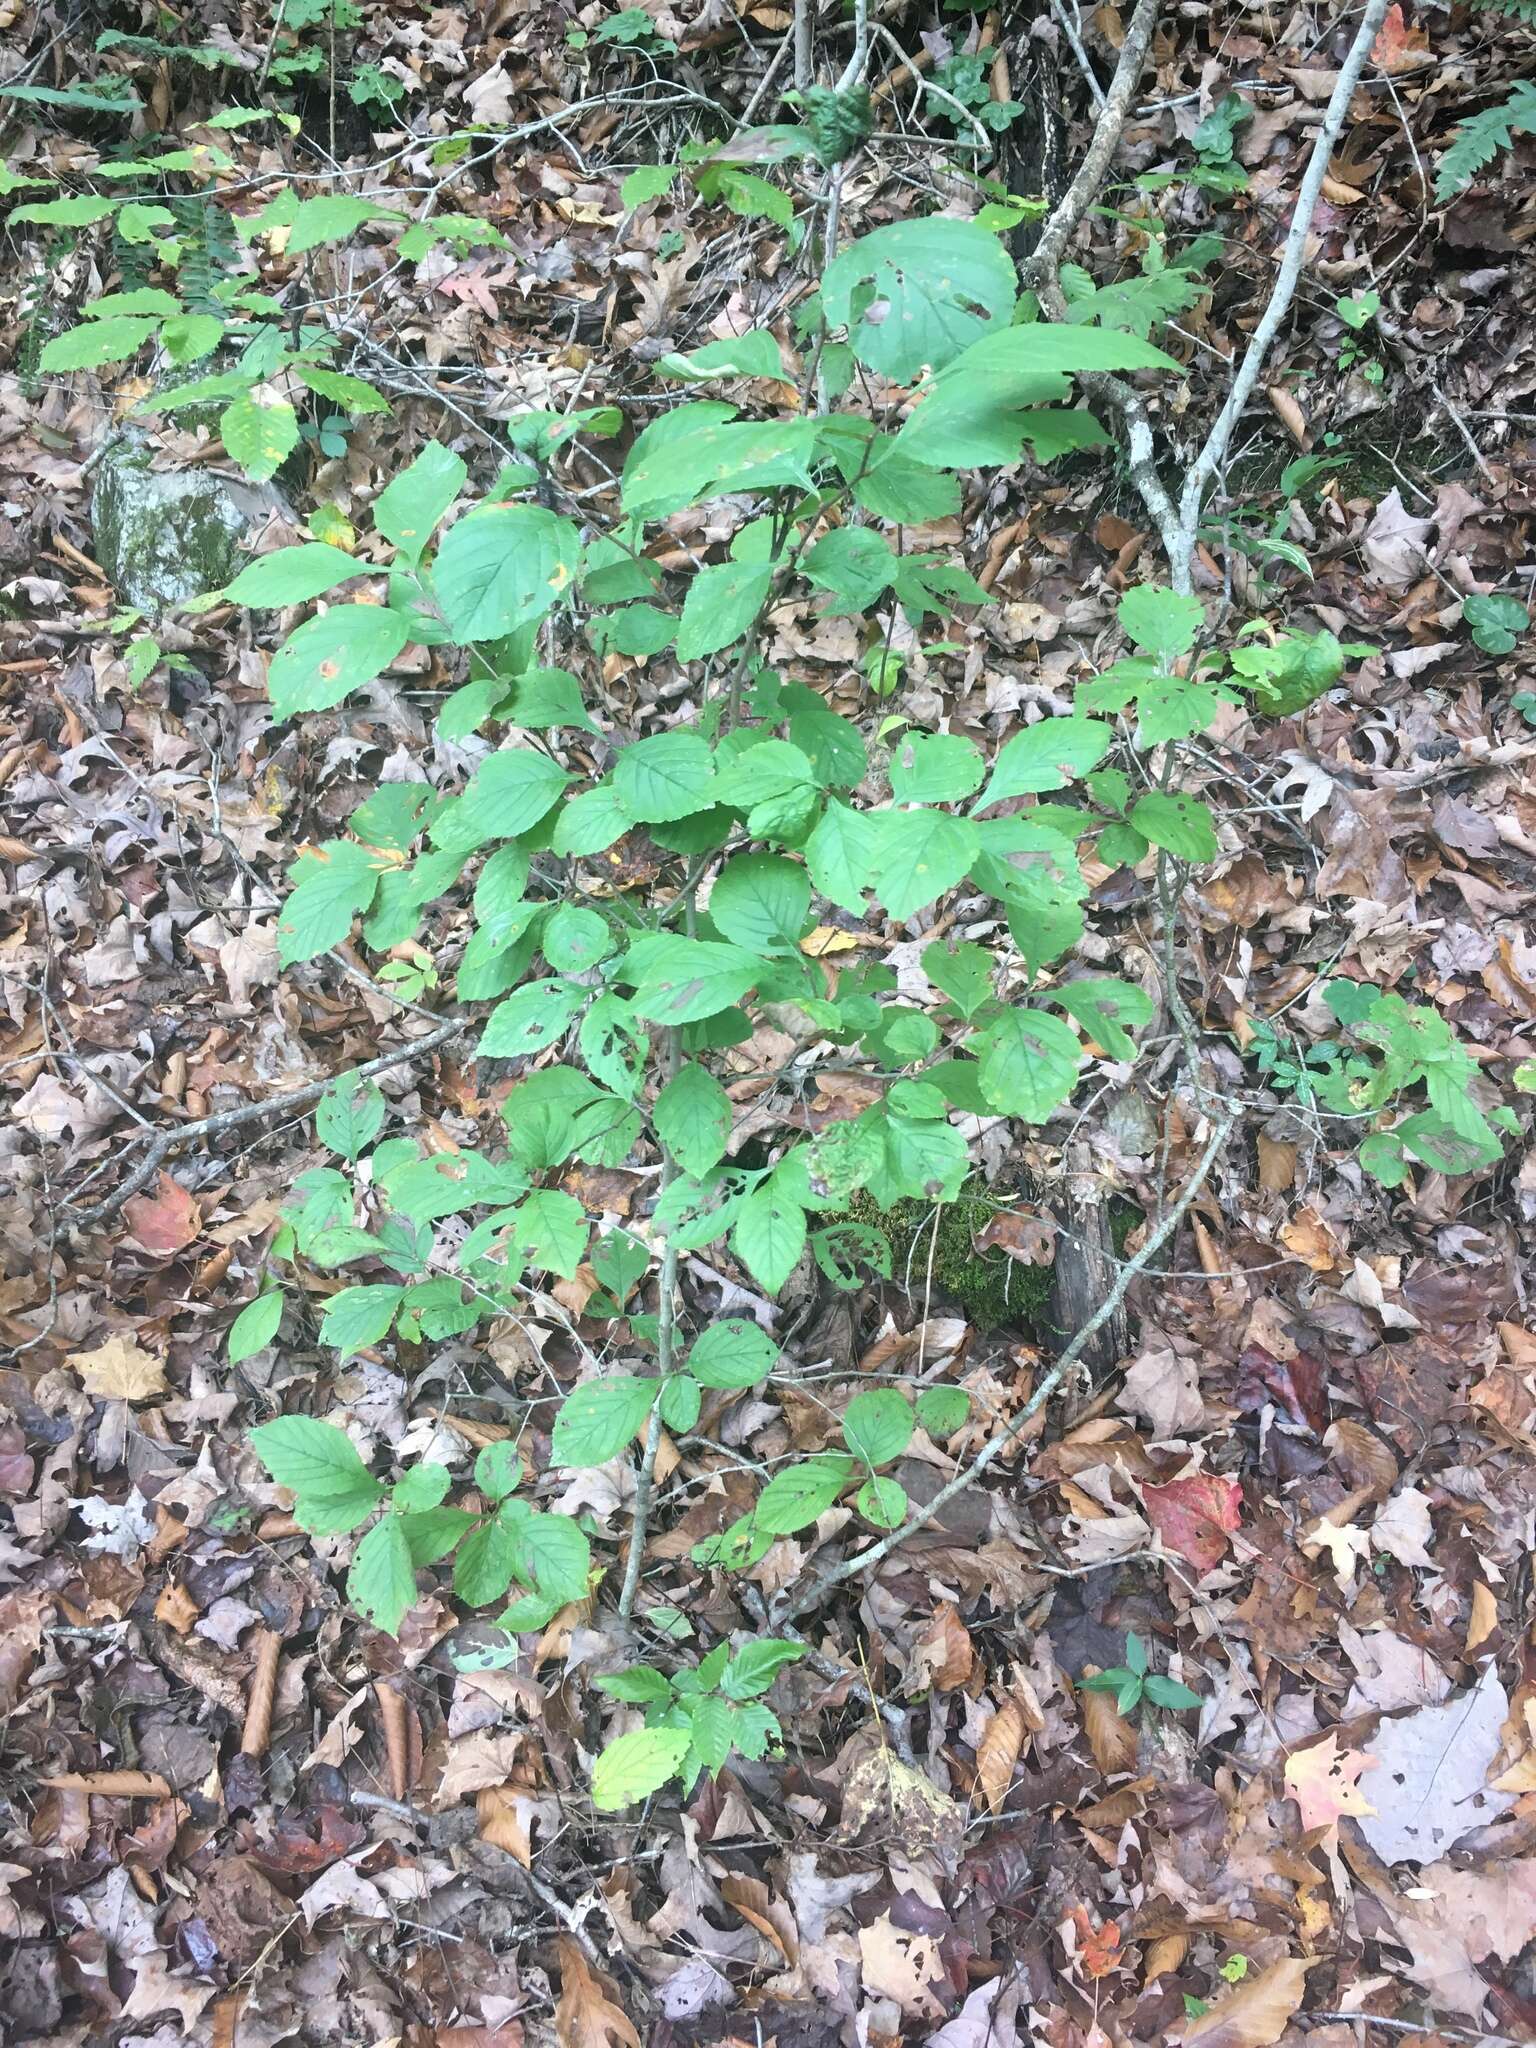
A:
1142,1473,1243,1574
68,1335,168,1403
1284,1732,1378,1834
122,1172,202,1256
553,1936,639,2048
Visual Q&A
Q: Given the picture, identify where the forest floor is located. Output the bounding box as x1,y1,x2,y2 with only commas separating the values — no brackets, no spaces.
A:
4,2,1536,2045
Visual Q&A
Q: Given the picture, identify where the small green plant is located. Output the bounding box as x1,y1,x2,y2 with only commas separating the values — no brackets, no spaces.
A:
1247,981,1510,1184
248,1418,591,1637
592,1639,805,1808
1183,1954,1251,2018
1462,591,1529,655
1139,94,1250,195
924,52,1022,137
1333,290,1383,384
570,9,675,55
1077,1632,1201,1717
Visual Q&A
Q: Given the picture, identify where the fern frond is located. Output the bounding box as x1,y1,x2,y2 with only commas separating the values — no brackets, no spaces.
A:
1468,0,1536,23
1434,80,1536,199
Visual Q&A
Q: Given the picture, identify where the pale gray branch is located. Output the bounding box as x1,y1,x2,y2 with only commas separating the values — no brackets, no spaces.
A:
770,1112,1235,1627
1171,0,1390,588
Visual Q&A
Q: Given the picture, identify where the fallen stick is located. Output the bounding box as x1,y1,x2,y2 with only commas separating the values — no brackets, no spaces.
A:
64,1015,465,1229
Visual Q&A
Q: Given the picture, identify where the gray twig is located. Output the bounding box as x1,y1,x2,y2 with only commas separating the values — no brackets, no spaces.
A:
64,1017,465,1229
770,1112,1234,1627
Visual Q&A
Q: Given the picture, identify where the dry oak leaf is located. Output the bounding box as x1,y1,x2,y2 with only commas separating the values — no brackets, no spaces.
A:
68,1336,168,1403
1174,1957,1315,2048
1284,1733,1378,1834
858,1911,946,2018
554,1936,640,2048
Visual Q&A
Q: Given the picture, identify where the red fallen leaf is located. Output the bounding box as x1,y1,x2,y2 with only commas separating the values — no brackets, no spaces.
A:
251,1804,366,1874
1142,1474,1243,1574
1234,1343,1328,1434
1065,1903,1122,1979
1371,2,1431,71
123,1172,202,1256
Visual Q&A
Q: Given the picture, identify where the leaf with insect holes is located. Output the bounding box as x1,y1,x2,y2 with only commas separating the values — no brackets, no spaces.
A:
346,1515,419,1634
550,1375,660,1467
1129,791,1218,862
687,1317,779,1390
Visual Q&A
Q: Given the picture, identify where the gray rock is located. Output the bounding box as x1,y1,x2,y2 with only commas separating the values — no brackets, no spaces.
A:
91,431,287,613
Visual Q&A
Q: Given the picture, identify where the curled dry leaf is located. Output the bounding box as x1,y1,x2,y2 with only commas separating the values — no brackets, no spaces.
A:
1175,1957,1315,2048
976,1697,1027,1813
1078,1685,1138,1777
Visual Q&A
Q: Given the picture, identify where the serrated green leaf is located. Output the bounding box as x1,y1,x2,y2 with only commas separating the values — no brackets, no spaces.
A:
249,1415,383,1534
856,1474,907,1527
842,1388,914,1466
613,731,715,822
624,934,761,1024
975,717,1110,809
228,1287,284,1363
40,315,160,372
479,978,585,1057
915,1385,968,1435
221,393,300,482
318,1282,405,1356
1117,585,1204,660
675,559,773,662
224,542,364,607
550,1375,660,1467
973,1008,1082,1121
753,1452,855,1535
874,808,978,922
277,840,389,963
708,853,809,951
888,732,984,805
315,1073,387,1159
268,605,412,719
1128,790,1218,862
654,1061,732,1176
687,1317,778,1389
1052,978,1155,1060
731,1185,806,1292
346,1514,418,1634
822,217,1017,383
432,504,580,640
459,747,572,839
591,1726,690,1809
374,443,467,566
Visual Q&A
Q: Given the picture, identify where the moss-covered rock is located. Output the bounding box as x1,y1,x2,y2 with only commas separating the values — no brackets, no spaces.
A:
838,1188,1054,1333
91,432,286,613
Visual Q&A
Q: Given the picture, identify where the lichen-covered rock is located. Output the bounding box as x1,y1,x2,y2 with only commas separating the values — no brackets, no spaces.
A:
91,432,287,613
